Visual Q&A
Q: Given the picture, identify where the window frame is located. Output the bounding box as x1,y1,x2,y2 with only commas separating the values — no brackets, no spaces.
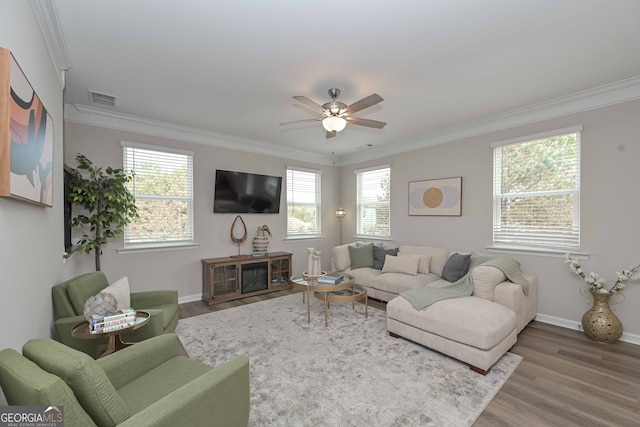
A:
121,141,195,250
286,166,322,239
355,165,391,239
491,126,581,252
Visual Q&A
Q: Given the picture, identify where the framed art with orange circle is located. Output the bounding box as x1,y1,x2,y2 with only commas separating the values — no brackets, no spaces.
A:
408,177,462,216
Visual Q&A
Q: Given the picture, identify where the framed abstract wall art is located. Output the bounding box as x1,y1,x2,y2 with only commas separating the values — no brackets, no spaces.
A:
0,47,54,207
408,176,462,216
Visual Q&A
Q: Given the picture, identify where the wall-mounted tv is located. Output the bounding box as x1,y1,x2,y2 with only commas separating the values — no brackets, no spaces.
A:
214,169,282,213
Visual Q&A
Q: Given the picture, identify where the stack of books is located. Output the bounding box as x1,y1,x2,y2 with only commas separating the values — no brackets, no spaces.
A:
89,308,137,334
317,275,344,284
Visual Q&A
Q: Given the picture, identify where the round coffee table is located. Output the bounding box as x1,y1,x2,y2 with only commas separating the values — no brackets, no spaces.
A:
291,273,367,326
71,311,150,358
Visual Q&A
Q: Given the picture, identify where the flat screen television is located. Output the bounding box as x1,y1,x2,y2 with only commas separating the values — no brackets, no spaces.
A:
214,169,282,213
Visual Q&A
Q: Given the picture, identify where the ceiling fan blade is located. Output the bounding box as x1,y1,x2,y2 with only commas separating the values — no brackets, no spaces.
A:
326,130,336,139
344,94,384,115
279,118,322,126
293,96,326,114
346,116,387,129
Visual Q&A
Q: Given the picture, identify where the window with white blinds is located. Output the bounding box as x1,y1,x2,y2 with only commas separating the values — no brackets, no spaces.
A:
492,126,581,250
286,166,322,237
356,165,390,238
122,142,194,246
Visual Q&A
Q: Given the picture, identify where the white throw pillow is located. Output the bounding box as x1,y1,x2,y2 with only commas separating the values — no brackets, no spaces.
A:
397,252,431,274
382,255,419,275
100,276,131,309
398,245,450,277
332,244,352,271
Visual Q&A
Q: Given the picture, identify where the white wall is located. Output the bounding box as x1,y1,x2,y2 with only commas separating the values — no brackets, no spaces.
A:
340,99,640,338
63,122,341,299
0,2,78,358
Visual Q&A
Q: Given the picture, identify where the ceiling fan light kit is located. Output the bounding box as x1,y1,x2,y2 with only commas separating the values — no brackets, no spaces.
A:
282,88,386,138
322,116,347,132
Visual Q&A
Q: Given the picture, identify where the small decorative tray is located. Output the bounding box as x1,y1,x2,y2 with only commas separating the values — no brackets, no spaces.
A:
303,271,327,281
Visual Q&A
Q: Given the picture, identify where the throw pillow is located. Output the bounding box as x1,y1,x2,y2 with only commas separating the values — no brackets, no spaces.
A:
332,244,352,271
100,276,131,310
83,292,118,321
381,255,419,275
348,243,374,269
397,252,432,274
442,253,471,282
372,246,399,270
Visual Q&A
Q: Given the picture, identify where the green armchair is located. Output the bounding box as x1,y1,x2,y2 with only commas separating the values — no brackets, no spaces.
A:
0,333,250,427
52,272,179,357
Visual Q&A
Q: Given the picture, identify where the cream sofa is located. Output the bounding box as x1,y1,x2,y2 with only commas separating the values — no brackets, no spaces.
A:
332,242,538,373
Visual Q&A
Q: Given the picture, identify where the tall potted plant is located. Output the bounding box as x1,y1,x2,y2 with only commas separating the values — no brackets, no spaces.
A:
67,154,138,271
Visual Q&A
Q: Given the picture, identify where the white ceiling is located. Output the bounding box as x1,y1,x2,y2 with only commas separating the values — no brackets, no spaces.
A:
49,0,640,164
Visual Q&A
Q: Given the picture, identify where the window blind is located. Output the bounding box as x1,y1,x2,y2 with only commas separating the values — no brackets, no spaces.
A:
122,142,194,245
286,167,321,236
356,166,390,238
492,129,580,250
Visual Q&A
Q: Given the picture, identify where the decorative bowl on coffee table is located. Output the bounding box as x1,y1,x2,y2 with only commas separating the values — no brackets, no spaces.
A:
303,271,327,281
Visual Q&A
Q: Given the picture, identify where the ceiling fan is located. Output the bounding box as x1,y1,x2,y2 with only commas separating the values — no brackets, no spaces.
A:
280,88,386,138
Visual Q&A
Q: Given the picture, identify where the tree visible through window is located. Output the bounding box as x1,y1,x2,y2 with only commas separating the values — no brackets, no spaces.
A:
287,167,321,237
356,166,390,238
122,142,194,246
492,126,581,250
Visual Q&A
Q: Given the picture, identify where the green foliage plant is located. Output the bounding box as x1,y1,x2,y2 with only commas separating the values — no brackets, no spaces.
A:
67,154,138,271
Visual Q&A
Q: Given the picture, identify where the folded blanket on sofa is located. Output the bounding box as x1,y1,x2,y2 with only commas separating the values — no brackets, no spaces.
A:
400,256,529,310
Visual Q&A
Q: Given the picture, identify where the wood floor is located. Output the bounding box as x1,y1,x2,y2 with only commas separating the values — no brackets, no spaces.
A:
179,291,640,427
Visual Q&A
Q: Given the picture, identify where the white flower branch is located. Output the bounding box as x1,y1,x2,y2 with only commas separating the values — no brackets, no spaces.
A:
565,254,640,293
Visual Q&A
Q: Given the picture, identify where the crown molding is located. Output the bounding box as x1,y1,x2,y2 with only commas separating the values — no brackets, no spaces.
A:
66,75,640,167
28,0,72,88
338,75,640,166
34,1,640,165
65,104,335,165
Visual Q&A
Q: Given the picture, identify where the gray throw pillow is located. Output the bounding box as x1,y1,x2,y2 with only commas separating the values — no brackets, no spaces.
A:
442,253,471,282
372,246,399,270
348,243,374,269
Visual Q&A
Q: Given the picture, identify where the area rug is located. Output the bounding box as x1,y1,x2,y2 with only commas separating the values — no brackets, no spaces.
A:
176,294,520,426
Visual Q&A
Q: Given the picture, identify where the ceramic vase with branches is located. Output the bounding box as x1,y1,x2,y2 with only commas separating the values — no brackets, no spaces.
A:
565,254,640,343
252,225,271,252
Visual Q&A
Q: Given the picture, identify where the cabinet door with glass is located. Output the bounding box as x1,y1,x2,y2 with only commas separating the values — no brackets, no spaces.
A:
212,263,239,297
270,255,291,289
202,261,240,304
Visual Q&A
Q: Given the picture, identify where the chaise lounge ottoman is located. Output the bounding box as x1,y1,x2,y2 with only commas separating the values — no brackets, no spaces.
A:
386,295,517,374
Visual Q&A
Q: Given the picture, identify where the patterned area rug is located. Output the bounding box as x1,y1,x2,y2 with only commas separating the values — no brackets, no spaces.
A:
176,294,520,426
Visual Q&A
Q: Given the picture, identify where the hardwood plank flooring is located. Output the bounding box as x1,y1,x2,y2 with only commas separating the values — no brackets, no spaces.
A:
179,292,640,426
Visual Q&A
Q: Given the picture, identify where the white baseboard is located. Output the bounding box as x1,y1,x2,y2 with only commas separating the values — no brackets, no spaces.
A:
535,313,640,346
178,293,202,304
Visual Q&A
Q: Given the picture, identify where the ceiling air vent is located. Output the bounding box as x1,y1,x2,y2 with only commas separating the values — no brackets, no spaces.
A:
88,90,117,107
